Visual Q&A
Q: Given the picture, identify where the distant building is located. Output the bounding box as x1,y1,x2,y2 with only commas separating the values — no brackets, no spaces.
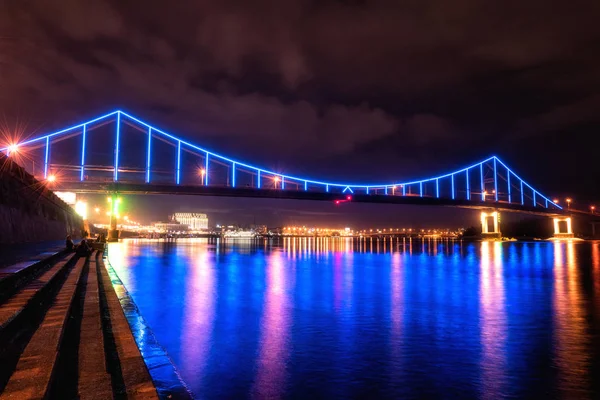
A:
153,222,189,232
172,213,208,230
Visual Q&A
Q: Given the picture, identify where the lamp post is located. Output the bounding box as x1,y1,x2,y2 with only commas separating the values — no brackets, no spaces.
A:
591,205,596,214
566,198,572,210
274,176,280,189
199,168,205,185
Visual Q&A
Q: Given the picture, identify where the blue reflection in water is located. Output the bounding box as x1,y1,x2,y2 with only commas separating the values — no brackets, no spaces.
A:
108,238,600,399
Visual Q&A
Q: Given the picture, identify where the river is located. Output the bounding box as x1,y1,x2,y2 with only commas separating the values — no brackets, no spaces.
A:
107,238,600,399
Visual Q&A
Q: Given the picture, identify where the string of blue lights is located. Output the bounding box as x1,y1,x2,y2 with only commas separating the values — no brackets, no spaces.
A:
0,110,562,210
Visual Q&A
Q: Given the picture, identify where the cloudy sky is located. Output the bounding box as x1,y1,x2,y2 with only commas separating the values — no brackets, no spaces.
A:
1,1,599,226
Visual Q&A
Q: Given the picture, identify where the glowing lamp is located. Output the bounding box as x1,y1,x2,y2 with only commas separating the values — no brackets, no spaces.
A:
95,207,100,213
274,177,280,182
75,201,88,220
553,199,559,204
335,200,340,205
7,144,18,156
346,195,352,200
47,175,56,183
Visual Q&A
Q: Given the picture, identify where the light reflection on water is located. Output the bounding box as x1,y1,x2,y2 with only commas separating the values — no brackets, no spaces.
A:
108,238,600,399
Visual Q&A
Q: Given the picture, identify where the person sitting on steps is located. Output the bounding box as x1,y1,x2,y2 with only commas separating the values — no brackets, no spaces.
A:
76,238,92,256
65,235,75,252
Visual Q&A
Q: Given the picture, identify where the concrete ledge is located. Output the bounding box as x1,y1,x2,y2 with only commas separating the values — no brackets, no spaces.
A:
102,256,193,399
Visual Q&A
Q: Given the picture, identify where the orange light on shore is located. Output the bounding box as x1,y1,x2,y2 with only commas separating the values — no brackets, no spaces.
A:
553,199,559,204
47,175,56,183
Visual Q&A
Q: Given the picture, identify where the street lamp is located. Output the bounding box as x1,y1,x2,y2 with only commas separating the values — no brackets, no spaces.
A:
483,190,488,200
566,198,572,209
553,199,559,204
591,205,596,214
392,185,397,195
199,168,205,185
47,174,56,183
7,144,18,157
274,176,280,189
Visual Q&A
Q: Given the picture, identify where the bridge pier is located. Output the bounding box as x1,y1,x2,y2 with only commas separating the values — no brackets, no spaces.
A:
552,217,574,239
107,193,120,242
480,210,501,239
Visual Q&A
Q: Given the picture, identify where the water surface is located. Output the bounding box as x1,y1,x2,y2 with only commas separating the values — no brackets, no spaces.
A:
107,238,600,399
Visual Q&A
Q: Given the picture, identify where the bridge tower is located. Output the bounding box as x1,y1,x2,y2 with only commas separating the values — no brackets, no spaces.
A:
481,210,501,239
552,217,574,239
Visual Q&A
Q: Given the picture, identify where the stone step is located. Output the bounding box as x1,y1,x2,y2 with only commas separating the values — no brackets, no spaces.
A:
78,254,112,399
0,257,86,399
97,256,159,399
0,250,68,304
0,253,76,335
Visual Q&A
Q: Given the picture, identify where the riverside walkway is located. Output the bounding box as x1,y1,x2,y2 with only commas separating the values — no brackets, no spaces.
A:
0,249,161,399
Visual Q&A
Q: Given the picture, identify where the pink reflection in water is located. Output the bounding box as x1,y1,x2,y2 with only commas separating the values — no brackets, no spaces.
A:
390,252,404,380
181,249,216,387
479,241,506,399
553,242,591,396
252,250,292,399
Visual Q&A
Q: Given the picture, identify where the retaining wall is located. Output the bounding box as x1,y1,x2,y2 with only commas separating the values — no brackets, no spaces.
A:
0,154,83,244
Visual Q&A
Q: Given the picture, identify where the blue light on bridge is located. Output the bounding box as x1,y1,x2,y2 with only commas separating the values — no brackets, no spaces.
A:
176,141,181,185
480,163,484,201
520,180,524,205
0,110,562,211
205,153,209,186
80,125,86,181
493,157,498,202
44,137,49,179
507,167,511,203
114,112,121,181
146,128,152,183
232,162,236,188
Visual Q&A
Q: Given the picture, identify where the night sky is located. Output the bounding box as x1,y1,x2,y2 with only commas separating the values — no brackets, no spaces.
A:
1,1,599,227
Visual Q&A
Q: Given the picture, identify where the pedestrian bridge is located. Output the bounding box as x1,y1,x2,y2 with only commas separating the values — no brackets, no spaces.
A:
1,110,576,238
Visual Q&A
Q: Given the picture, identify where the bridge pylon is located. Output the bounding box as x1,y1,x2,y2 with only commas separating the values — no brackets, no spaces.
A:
107,193,120,242
552,216,574,239
481,210,502,239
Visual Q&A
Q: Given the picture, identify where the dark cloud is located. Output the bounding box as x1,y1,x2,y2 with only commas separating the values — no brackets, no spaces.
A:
1,0,599,209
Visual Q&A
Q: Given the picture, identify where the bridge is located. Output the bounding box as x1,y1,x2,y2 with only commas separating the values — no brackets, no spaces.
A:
0,109,588,239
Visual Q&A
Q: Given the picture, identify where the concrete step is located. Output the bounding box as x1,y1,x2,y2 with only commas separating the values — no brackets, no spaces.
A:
78,254,112,399
0,253,76,335
0,250,68,304
0,256,86,399
97,256,159,399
